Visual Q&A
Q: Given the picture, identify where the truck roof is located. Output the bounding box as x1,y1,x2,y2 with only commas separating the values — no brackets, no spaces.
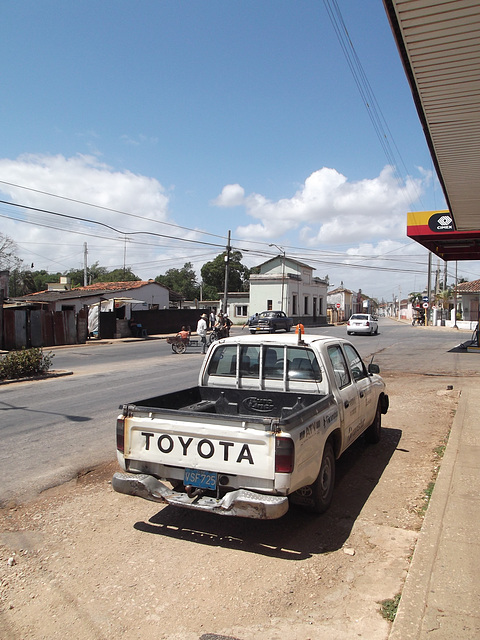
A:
211,333,341,348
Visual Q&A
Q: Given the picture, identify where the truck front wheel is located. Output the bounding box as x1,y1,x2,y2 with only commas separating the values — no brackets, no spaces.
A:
365,400,382,444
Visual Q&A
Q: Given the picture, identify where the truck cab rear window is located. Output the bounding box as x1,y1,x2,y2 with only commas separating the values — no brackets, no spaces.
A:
207,345,322,382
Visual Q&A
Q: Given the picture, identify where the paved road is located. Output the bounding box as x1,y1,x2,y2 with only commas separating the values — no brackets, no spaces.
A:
0,318,475,506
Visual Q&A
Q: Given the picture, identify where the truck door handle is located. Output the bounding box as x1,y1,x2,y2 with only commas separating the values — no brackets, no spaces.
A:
344,401,349,408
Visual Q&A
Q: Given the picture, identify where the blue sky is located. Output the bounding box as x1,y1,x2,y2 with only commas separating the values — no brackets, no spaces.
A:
1,0,477,300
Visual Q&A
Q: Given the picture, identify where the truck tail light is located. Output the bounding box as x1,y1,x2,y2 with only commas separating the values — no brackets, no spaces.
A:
275,436,294,473
116,417,125,453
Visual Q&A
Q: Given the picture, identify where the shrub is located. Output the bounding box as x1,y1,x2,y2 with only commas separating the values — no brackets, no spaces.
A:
0,348,55,380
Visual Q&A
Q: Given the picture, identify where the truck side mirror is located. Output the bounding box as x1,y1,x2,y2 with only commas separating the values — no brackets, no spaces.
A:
368,363,380,374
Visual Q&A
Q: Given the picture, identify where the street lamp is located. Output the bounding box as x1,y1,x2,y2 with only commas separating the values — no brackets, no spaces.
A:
269,243,285,313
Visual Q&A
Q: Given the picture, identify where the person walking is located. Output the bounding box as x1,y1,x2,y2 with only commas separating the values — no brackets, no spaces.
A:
196,314,208,353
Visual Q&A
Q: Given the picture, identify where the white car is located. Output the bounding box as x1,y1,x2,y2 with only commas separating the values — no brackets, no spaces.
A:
347,313,378,335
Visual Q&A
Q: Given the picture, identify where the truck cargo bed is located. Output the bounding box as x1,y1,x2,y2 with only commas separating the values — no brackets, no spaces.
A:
121,385,332,425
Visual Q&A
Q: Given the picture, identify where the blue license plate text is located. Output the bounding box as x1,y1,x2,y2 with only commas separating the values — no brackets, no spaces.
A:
184,468,217,490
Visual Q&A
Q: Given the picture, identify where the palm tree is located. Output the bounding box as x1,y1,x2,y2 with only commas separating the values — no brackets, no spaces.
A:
433,288,452,323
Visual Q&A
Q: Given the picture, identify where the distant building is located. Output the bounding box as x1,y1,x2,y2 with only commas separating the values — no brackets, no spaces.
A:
248,256,328,324
455,279,480,324
12,280,171,313
327,285,354,322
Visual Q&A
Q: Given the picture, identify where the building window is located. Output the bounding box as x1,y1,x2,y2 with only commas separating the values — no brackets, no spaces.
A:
267,299,273,310
318,297,323,315
304,296,309,314
292,294,297,315
235,305,248,317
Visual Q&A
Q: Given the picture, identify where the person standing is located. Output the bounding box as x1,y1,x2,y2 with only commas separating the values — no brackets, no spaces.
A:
224,313,233,336
196,314,208,353
243,312,258,329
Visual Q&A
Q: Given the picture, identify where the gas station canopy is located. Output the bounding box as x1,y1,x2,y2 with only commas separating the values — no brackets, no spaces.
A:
407,210,480,262
383,1,480,261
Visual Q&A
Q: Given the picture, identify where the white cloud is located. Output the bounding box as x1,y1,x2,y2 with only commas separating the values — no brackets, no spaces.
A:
231,166,423,244
0,153,192,276
211,183,245,207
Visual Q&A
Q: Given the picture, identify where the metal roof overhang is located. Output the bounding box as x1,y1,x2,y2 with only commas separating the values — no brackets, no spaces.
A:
383,0,480,261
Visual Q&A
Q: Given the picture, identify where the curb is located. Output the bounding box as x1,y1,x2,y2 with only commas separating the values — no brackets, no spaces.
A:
0,370,73,385
388,382,473,639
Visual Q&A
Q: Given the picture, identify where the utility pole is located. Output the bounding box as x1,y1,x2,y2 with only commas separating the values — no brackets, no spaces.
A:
123,236,127,279
222,230,231,314
269,243,286,313
83,242,88,286
426,252,432,326
454,261,458,329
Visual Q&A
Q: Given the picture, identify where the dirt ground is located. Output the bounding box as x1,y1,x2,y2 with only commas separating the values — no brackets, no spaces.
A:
0,373,460,640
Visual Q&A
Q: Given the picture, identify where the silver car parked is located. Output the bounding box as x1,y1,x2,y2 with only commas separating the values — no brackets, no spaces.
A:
347,313,378,335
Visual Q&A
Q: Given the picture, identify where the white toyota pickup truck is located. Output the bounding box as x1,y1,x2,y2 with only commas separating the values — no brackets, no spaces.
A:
113,333,389,519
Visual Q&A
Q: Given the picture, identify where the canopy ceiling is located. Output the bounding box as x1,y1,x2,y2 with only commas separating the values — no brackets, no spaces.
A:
383,0,480,260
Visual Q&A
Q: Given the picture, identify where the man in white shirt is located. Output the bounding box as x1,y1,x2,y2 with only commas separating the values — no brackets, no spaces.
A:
196,314,208,353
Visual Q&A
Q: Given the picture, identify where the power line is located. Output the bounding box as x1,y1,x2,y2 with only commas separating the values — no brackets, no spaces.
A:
0,199,227,249
323,0,424,209
0,179,228,241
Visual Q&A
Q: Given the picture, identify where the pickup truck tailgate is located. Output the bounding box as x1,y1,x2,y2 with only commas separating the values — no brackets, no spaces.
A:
123,414,276,480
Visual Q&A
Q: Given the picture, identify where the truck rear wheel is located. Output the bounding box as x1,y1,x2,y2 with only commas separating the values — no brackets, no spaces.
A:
292,441,335,514
310,441,335,513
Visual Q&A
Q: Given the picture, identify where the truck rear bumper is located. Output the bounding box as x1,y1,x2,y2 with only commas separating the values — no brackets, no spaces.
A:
112,472,289,520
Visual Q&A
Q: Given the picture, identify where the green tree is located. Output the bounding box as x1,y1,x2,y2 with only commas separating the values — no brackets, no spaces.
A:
201,251,250,300
155,262,200,299
9,268,36,296
409,291,424,305
65,262,108,286
62,262,140,286
33,270,62,292
95,267,140,282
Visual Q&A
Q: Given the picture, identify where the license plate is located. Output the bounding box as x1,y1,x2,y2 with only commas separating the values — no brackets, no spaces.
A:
184,468,217,490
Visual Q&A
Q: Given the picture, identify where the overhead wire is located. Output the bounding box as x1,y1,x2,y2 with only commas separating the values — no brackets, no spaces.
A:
322,0,425,209
0,179,228,241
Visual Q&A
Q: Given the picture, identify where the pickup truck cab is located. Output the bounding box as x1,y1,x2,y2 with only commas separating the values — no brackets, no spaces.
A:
113,333,388,519
249,310,294,333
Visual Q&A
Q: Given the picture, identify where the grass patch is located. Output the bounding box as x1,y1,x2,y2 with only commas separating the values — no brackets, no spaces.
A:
418,481,435,517
417,431,450,518
379,593,401,622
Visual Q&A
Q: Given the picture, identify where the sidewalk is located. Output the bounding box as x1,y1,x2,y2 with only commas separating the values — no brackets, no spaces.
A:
389,378,480,639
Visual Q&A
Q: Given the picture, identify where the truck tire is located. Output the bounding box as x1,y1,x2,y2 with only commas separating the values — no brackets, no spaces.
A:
365,400,382,444
298,441,335,514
